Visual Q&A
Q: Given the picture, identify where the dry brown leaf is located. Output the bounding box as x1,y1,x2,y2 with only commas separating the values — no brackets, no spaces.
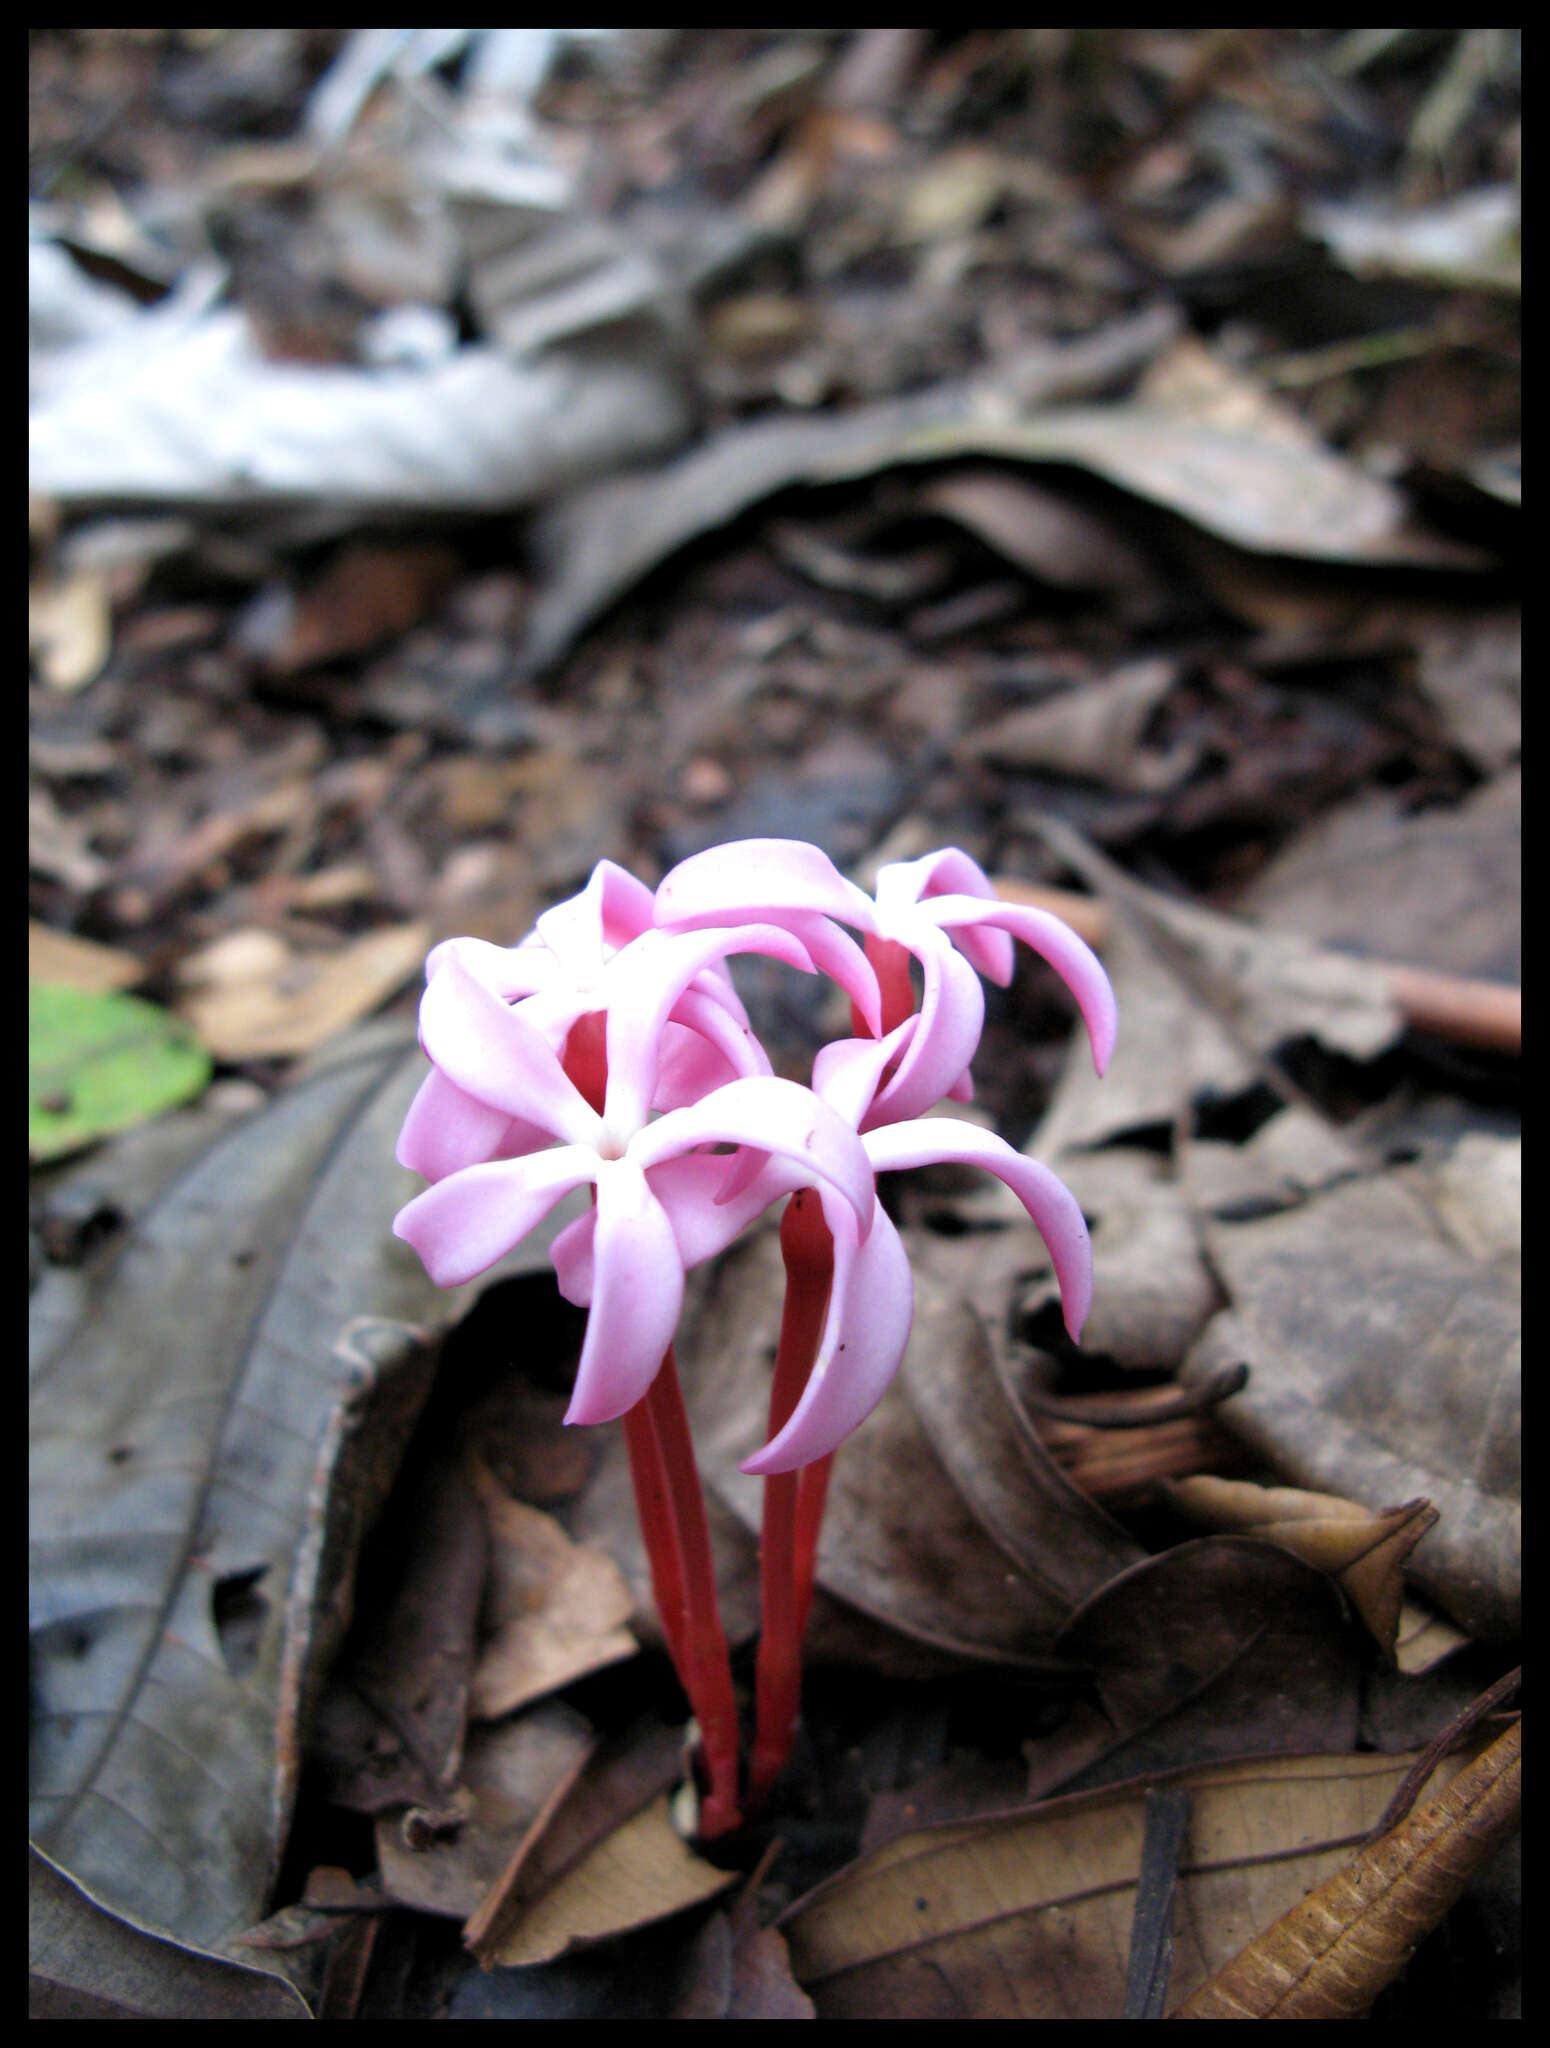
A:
480,1792,734,1969
1165,1477,1439,1660
468,1460,637,1720
1233,769,1521,987
175,922,429,1061
258,544,459,676
374,1705,595,1919
963,654,1194,791
1184,1165,1520,1642
783,1744,1484,2019
29,920,144,994
29,571,112,691
1173,1721,1521,2018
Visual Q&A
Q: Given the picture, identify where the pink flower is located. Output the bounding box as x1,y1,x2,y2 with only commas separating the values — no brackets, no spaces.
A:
741,1021,1094,1474
654,839,1116,1123
392,942,878,1428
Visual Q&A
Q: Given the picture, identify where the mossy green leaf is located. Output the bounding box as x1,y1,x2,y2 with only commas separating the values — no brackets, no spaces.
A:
29,982,212,1161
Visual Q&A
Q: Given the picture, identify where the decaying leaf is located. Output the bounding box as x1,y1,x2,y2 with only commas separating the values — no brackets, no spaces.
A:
1233,769,1521,987
519,338,1475,682
1164,1479,1438,1661
469,1458,637,1720
27,1030,493,1953
1174,1720,1521,2018
1184,1162,1520,1642
465,1717,688,1964
28,920,144,995
477,1792,734,1969
1051,1538,1362,1793
30,981,212,1161
783,1742,1488,2019
375,1704,595,1919
30,1846,310,2021
175,921,430,1062
963,654,1194,792
29,569,112,691
310,1447,488,1814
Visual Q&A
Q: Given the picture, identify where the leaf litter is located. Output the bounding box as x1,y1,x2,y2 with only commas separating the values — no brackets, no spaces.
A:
30,28,1516,2020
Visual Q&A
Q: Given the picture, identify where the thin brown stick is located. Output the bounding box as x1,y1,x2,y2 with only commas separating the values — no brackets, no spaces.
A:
990,877,1521,1056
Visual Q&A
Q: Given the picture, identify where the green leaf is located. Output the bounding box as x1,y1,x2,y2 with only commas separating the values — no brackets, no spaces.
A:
29,982,212,1161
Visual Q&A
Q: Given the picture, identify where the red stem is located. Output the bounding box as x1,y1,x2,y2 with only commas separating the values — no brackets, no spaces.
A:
621,1396,690,1680
747,1190,835,1812
643,1350,743,1838
567,1021,740,1833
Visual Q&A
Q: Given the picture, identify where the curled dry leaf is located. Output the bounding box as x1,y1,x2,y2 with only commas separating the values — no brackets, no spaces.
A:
782,1743,1490,2019
1173,1720,1521,2019
1165,1476,1438,1661
468,1457,637,1721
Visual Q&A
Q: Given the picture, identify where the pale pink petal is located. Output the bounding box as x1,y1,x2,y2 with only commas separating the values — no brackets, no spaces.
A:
811,1020,913,1129
425,933,554,1000
654,838,875,931
549,1208,596,1305
667,987,772,1085
919,895,1118,1075
740,1195,914,1474
419,957,604,1146
875,848,1012,984
601,924,815,1139
393,1147,598,1288
564,1160,685,1425
535,858,656,968
864,932,985,1126
395,1066,550,1182
864,1119,1094,1338
783,912,883,1036
629,1076,875,1233
650,1152,800,1268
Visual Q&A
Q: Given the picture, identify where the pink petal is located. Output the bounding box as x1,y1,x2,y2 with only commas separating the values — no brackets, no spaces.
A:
919,895,1118,1076
424,933,555,1001
419,957,603,1146
563,1160,685,1425
875,848,1012,984
740,1195,914,1474
393,1147,598,1288
783,912,883,1036
655,838,875,931
811,1021,913,1129
535,858,656,966
601,924,815,1139
864,1119,1094,1339
395,1065,550,1183
549,1208,596,1305
630,1076,875,1234
651,1152,800,1267
668,987,772,1085
864,931,985,1126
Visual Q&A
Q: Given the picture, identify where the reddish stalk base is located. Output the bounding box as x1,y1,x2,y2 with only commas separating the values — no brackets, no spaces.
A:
622,1352,742,1839
747,1189,836,1813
